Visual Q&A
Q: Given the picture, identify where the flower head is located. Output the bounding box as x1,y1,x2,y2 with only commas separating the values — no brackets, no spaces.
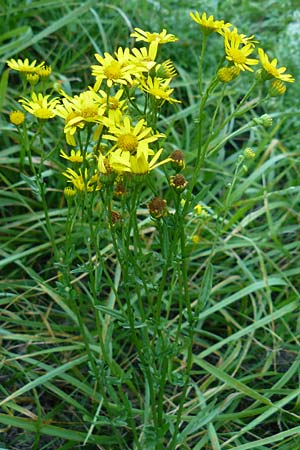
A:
131,41,158,71
103,116,164,160
141,76,180,105
190,11,231,35
19,92,59,119
60,149,84,163
148,196,167,219
130,148,171,175
91,49,146,89
55,90,105,145
62,168,101,192
258,48,294,82
9,110,25,126
217,66,240,82
7,58,45,73
224,32,258,72
130,27,178,44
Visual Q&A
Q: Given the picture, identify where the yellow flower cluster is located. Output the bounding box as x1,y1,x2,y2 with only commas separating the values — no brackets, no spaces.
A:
7,28,180,195
7,57,52,86
190,10,295,83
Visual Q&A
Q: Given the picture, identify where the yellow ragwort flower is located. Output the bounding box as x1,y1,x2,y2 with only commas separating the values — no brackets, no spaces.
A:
219,27,258,47
7,58,45,73
130,27,178,44
19,92,59,119
130,148,171,175
224,32,258,72
62,168,100,192
36,65,52,78
141,76,181,104
55,90,105,145
131,41,158,71
258,48,294,83
91,48,146,89
103,116,164,160
60,149,84,163
190,11,231,35
9,110,25,126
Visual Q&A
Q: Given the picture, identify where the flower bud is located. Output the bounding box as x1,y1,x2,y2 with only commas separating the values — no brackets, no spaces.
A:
254,114,272,128
170,149,185,171
26,73,40,85
9,110,25,126
64,186,76,198
243,147,256,159
110,210,122,226
269,79,286,96
217,66,240,83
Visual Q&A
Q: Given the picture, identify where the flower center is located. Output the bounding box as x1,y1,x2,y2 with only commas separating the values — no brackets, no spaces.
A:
117,133,138,152
35,108,54,119
229,49,246,64
104,62,122,80
81,107,98,118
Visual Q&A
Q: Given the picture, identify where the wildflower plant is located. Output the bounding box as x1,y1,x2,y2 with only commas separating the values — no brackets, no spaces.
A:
4,9,297,449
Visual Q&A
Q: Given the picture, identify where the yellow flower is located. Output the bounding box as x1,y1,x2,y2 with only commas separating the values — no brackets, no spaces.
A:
55,90,105,145
60,149,84,163
131,41,158,71
98,89,127,115
219,27,258,47
190,11,231,35
109,149,131,173
141,76,181,104
9,110,25,126
191,235,200,244
62,168,100,192
26,73,40,85
36,65,52,78
7,58,45,73
103,116,164,160
224,32,258,72
130,148,171,174
194,204,203,215
19,92,59,119
130,27,178,44
91,48,146,89
258,48,294,83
